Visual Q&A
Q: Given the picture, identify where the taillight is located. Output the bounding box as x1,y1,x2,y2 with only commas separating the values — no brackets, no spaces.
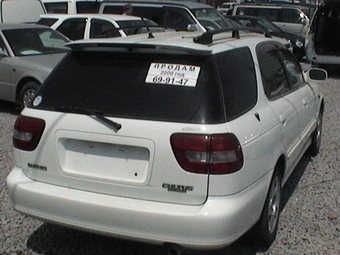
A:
13,115,45,151
170,133,243,175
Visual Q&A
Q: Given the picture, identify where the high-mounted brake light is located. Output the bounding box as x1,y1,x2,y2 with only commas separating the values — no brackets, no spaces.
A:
13,115,45,151
171,133,243,175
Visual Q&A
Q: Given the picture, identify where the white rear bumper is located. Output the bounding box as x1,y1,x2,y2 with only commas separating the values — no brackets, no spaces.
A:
7,166,272,250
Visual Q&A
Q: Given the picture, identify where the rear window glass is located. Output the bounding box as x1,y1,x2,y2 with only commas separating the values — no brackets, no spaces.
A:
76,2,100,13
33,51,224,124
43,2,68,14
37,18,59,27
215,47,257,120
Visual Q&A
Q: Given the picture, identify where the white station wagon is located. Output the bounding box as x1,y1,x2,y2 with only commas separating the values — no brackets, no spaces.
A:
7,28,326,253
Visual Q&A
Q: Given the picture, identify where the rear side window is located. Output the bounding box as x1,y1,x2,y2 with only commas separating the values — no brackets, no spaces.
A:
33,51,224,124
44,2,68,13
258,8,280,23
215,47,257,120
76,2,100,13
257,42,304,100
235,7,258,16
37,18,58,27
257,43,289,99
90,19,121,38
56,18,87,40
236,7,280,22
281,9,303,23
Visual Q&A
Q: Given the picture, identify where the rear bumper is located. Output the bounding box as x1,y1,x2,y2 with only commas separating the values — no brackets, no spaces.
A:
7,166,272,250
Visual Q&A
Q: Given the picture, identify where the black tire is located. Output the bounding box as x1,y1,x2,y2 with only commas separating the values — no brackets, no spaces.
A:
19,81,40,109
253,168,282,248
307,108,323,156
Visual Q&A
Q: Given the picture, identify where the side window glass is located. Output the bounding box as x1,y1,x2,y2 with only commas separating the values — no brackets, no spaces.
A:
237,7,258,16
90,19,121,38
163,7,194,30
215,47,257,120
282,9,301,23
44,2,68,14
56,18,86,40
279,49,304,89
258,8,279,22
257,43,289,99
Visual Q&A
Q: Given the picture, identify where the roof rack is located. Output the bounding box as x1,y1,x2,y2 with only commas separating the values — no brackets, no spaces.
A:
193,27,271,45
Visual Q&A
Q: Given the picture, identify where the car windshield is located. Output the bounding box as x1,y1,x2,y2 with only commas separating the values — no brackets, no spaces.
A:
193,8,235,31
3,28,70,56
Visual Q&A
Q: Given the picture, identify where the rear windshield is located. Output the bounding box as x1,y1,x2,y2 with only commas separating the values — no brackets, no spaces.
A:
32,50,224,124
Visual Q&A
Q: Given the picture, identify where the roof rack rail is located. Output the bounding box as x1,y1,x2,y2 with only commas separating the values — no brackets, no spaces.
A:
193,27,271,45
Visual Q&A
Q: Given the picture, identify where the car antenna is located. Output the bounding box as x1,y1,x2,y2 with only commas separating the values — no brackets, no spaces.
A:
141,17,155,39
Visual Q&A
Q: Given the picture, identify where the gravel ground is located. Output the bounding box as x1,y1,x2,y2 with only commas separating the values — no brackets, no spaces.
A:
0,64,339,255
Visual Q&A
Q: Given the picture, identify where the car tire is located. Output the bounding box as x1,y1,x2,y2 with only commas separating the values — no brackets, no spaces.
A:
19,81,40,109
306,108,323,156
252,167,282,248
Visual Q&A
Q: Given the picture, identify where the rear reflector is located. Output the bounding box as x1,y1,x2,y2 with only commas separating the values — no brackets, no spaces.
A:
171,133,243,174
13,115,45,151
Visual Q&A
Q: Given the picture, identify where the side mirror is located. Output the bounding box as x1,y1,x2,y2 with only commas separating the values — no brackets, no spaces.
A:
0,47,8,57
301,18,307,26
305,68,328,81
187,24,199,32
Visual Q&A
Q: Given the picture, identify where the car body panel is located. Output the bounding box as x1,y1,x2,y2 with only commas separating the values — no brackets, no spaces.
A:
0,53,64,101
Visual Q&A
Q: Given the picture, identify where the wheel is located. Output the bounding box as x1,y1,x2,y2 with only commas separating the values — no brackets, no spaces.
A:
307,108,323,156
253,168,282,248
19,81,40,109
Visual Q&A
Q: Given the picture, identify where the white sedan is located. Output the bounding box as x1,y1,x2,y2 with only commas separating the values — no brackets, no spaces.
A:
37,13,164,40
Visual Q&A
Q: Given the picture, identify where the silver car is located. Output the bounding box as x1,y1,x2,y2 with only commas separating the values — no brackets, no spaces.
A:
0,23,70,109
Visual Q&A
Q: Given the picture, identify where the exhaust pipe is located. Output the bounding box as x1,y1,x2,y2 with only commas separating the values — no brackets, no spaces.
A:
166,244,185,255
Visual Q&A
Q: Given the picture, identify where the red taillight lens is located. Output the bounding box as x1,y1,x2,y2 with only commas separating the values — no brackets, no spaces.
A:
13,115,45,151
171,133,243,175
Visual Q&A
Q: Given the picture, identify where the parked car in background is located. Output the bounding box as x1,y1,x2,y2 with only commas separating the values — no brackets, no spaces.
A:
232,3,313,37
37,14,164,40
229,15,305,60
217,1,238,16
0,0,46,23
305,0,340,68
7,27,327,254
0,23,69,109
99,1,237,32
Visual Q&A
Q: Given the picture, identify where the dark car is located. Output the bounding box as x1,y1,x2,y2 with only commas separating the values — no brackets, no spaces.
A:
229,15,305,60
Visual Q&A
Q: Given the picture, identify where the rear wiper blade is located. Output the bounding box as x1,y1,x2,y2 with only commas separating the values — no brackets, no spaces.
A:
55,106,122,131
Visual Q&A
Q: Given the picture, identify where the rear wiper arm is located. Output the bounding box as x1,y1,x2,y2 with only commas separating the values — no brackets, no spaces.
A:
56,106,122,131
83,108,122,131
